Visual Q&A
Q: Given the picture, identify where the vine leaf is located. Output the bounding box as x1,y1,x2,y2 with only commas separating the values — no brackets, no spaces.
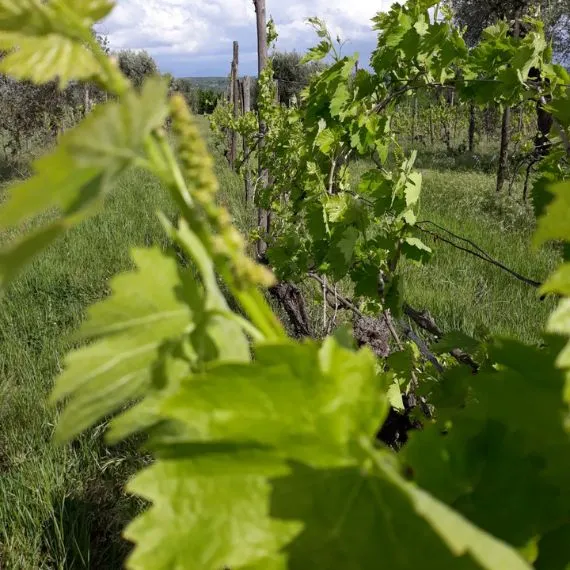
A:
51,247,199,442
0,0,114,35
301,40,331,64
125,457,301,570
0,77,169,288
534,181,570,246
535,523,570,570
541,263,570,297
0,32,102,86
403,339,570,554
402,236,432,263
314,125,336,154
404,171,422,207
125,338,531,570
547,299,570,371
269,456,532,570
158,339,386,466
0,0,115,85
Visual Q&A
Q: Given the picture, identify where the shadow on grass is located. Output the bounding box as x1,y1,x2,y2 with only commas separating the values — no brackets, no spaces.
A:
41,490,134,570
40,437,147,570
0,154,31,185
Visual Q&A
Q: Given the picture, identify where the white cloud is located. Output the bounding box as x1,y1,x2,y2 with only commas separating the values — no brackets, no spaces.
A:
101,0,254,55
99,0,396,74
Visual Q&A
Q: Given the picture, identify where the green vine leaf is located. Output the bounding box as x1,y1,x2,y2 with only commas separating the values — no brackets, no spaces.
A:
404,171,422,207
125,337,531,570
0,0,115,85
535,524,570,569
534,181,570,246
267,455,532,570
301,40,332,64
0,0,114,35
0,32,102,86
157,339,386,466
541,263,570,297
51,247,199,442
125,457,301,570
314,125,336,154
403,339,570,554
547,299,570,372
402,236,432,264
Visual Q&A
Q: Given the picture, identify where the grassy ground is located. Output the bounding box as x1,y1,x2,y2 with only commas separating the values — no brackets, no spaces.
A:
0,121,247,569
351,157,559,345
402,168,559,344
0,121,559,568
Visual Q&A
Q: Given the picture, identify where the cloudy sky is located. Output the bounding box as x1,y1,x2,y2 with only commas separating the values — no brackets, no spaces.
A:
98,0,396,77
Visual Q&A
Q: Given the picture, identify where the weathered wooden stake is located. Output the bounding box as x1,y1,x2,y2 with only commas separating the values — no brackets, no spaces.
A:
229,41,239,168
83,84,91,118
241,76,252,203
253,0,270,258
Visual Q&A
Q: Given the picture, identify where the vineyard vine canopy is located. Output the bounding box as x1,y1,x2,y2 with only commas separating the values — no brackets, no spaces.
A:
0,0,570,569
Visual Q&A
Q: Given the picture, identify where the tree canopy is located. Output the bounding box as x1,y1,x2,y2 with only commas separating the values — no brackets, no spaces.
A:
116,49,159,88
448,0,570,58
271,51,326,106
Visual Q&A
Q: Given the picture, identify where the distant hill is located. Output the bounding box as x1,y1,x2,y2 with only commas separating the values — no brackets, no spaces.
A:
181,77,229,93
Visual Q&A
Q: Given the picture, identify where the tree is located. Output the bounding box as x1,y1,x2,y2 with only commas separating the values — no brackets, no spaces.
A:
0,75,70,154
196,88,222,114
272,51,325,106
448,0,570,55
171,78,197,111
541,0,570,60
115,49,159,88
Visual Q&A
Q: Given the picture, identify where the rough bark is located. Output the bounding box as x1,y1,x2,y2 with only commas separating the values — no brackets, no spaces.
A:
353,315,391,358
269,282,312,338
240,76,253,203
229,41,239,168
253,0,270,258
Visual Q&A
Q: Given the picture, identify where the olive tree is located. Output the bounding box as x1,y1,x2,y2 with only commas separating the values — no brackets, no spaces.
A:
116,49,159,88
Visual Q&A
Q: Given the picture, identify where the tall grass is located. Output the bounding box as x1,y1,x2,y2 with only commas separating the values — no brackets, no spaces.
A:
402,169,558,344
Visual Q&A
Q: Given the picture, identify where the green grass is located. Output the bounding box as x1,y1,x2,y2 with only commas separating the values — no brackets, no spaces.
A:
401,169,559,344
0,119,247,569
0,118,561,568
0,168,174,569
346,160,558,345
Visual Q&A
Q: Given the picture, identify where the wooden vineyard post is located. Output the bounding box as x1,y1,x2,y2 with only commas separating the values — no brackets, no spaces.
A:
241,76,253,204
83,84,91,118
228,41,239,169
253,0,270,258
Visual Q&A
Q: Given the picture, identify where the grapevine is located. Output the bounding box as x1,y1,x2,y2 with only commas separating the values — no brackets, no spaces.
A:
0,1,569,569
